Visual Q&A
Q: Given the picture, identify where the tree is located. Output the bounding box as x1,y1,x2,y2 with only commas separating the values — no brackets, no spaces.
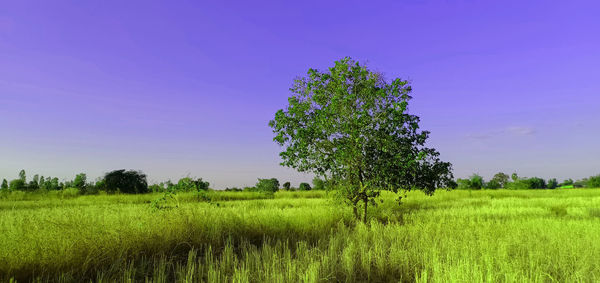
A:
485,179,501,189
103,169,148,194
492,172,509,188
526,177,546,189
282,181,291,190
573,178,588,188
547,178,558,189
175,177,208,192
511,173,519,182
587,175,600,188
18,169,26,183
299,182,312,191
560,179,574,187
73,173,87,192
269,57,455,222
456,178,472,190
255,178,279,193
28,174,40,190
469,174,484,190
9,179,26,191
312,177,325,190
1,179,8,190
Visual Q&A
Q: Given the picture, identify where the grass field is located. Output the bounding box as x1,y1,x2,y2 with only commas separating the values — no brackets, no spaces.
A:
1,189,600,282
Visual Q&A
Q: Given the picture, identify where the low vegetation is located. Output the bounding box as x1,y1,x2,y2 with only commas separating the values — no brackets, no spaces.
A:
2,189,600,282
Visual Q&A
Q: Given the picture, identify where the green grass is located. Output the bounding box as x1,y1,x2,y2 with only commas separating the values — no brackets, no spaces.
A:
2,189,600,282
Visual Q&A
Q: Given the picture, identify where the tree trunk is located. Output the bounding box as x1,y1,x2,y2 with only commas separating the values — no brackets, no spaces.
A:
363,198,368,223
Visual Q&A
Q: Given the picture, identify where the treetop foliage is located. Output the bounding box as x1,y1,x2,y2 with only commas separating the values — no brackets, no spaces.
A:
269,57,455,221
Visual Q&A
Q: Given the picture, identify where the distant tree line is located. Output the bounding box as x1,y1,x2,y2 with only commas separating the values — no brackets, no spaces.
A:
0,169,209,195
3,169,599,195
0,169,334,195
456,172,600,190
224,177,332,193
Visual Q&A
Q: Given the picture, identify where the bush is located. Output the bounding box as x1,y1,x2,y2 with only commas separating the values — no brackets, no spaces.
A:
9,179,26,191
312,177,325,190
527,177,546,189
587,175,600,188
456,179,471,190
574,178,588,188
282,182,291,190
560,179,574,187
175,177,210,192
456,174,483,190
485,179,501,190
547,178,558,189
255,178,280,193
299,182,311,191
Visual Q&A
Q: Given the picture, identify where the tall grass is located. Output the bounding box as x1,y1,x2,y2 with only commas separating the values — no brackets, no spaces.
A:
2,189,600,282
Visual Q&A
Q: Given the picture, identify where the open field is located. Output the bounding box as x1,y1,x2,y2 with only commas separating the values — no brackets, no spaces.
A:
2,189,600,282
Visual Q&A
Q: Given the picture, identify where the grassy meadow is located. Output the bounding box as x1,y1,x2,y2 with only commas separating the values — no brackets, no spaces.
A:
1,189,600,282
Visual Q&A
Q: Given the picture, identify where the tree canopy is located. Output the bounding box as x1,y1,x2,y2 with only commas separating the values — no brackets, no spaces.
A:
103,170,148,194
269,57,455,221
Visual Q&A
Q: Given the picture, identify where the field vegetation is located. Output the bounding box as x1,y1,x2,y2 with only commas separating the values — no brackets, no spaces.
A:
2,189,600,282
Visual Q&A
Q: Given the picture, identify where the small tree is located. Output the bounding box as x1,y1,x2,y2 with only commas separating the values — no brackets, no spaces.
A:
18,169,26,183
103,169,148,194
587,175,600,188
511,173,519,182
1,179,8,190
485,179,501,189
256,178,280,193
547,178,558,189
282,181,291,190
299,182,312,191
560,179,574,187
492,172,509,188
312,177,325,190
73,173,87,193
9,179,26,191
456,178,472,190
527,177,546,189
269,58,454,222
469,174,484,190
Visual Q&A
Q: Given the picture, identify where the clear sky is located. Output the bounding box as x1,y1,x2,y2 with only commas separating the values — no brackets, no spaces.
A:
1,1,598,189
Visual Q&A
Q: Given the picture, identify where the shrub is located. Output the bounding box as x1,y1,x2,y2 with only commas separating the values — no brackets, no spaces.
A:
312,177,325,190
527,177,546,189
587,175,600,188
560,179,574,187
485,179,501,189
547,178,558,189
456,174,483,190
456,178,471,190
491,172,509,188
282,182,291,191
299,182,311,191
9,179,26,191
574,178,588,188
255,178,280,193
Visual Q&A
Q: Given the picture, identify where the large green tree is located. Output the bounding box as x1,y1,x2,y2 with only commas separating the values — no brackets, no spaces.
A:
269,57,455,222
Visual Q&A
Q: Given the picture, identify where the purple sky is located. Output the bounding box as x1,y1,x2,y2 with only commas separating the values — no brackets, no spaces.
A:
1,1,599,188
